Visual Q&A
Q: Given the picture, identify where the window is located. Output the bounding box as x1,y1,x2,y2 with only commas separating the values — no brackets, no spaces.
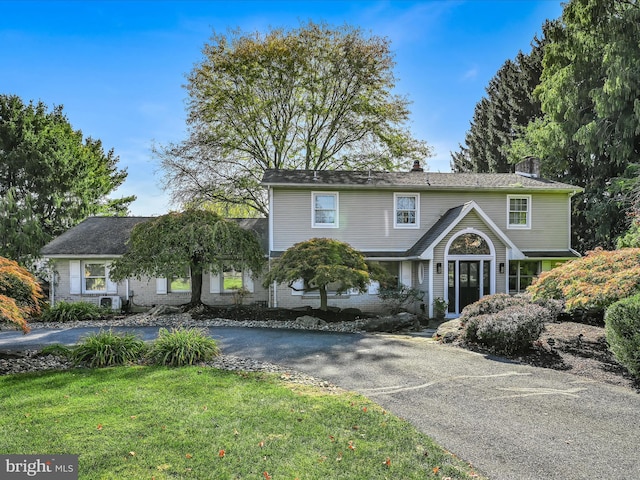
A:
509,261,540,293
449,233,491,255
223,265,243,292
395,193,419,228
508,195,531,229
312,192,338,227
84,262,107,293
170,266,191,292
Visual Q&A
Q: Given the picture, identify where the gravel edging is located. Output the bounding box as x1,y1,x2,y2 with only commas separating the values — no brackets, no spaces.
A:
0,313,355,391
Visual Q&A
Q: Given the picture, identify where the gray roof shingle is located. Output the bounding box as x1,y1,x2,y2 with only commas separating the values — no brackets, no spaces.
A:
261,169,582,192
40,216,269,257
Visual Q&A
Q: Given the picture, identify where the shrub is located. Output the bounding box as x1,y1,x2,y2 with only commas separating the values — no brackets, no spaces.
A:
528,248,640,318
72,329,146,367
463,304,547,355
41,301,111,322
40,344,73,358
147,327,220,367
378,286,425,314
605,294,640,378
0,256,43,333
460,293,560,355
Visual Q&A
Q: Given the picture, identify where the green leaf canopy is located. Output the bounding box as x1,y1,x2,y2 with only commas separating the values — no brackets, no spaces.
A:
263,238,376,311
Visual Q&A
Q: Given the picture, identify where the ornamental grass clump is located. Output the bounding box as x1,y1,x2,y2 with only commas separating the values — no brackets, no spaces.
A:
41,301,112,322
147,327,220,366
72,329,146,367
605,294,640,379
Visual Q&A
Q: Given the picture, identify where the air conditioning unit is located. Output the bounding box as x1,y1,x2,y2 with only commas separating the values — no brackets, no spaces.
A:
99,296,121,310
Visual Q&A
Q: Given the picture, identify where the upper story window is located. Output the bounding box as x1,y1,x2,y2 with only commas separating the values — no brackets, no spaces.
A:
394,193,419,228
312,192,338,228
84,262,107,293
507,195,531,229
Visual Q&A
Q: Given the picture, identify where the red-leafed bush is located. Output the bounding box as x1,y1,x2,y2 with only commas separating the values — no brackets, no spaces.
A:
528,248,640,319
0,256,43,333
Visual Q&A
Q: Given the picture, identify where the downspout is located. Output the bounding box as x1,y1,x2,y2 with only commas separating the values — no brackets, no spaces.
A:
49,267,56,308
268,185,277,308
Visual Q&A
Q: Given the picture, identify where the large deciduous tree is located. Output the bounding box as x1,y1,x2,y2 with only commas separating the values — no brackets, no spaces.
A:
0,256,43,333
109,210,265,307
0,95,134,265
263,238,380,311
508,0,640,251
157,21,431,216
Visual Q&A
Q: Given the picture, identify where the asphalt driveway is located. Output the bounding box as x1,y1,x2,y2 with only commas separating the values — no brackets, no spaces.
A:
1,326,639,480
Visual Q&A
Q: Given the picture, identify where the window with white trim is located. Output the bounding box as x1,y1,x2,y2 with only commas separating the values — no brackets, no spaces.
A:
84,262,107,293
509,261,540,293
223,265,243,292
312,192,338,227
394,193,419,228
507,195,531,229
170,266,191,292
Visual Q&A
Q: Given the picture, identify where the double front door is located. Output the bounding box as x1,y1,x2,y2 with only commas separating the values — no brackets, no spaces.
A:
448,260,491,314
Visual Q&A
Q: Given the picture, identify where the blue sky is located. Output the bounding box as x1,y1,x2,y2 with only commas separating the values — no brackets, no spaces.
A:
1,0,563,216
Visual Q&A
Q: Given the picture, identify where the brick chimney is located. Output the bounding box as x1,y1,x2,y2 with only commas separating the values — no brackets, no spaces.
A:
411,160,424,172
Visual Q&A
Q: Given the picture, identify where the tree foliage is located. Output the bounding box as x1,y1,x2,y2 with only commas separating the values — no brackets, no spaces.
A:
158,21,431,215
508,0,640,250
109,210,265,306
0,256,44,333
451,28,548,173
528,248,640,316
0,95,134,265
263,238,378,311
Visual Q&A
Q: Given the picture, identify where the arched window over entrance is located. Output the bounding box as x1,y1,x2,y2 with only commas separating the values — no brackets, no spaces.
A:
445,231,495,315
448,233,490,255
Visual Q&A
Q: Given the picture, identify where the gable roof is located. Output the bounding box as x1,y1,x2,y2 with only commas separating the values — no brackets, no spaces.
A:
41,216,269,257
408,201,525,260
262,169,582,193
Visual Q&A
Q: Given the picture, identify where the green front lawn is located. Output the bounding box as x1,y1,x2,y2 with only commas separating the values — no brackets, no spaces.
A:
0,367,483,479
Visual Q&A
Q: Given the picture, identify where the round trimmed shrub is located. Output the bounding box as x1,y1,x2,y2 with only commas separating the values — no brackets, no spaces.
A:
147,327,220,367
72,329,146,367
464,304,547,355
605,294,640,378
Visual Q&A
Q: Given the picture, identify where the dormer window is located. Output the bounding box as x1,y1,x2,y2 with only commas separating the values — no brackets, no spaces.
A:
394,193,420,228
312,192,338,228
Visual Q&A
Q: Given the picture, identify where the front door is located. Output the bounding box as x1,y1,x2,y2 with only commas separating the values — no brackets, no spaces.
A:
447,259,492,314
458,261,480,311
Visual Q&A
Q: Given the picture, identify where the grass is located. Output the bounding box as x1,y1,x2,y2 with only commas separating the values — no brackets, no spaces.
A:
0,367,483,479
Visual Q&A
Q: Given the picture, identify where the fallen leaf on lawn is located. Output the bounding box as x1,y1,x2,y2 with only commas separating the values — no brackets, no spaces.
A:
348,441,356,450
258,441,265,448
336,452,343,462
362,407,367,412
202,405,208,411
234,428,239,436
156,464,170,471
384,457,391,467
96,424,103,430
129,452,136,457
218,449,225,458
263,472,272,480
433,466,440,474
352,425,359,430
130,416,137,419
185,454,192,459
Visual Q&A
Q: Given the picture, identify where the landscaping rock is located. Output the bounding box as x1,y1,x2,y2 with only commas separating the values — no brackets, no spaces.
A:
433,318,463,343
295,315,327,328
361,312,420,332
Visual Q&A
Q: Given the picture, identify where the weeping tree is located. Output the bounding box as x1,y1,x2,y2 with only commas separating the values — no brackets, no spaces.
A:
109,210,265,307
263,238,383,311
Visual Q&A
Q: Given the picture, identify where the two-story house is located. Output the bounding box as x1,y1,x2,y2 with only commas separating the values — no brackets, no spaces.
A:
262,162,582,316
40,162,581,317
